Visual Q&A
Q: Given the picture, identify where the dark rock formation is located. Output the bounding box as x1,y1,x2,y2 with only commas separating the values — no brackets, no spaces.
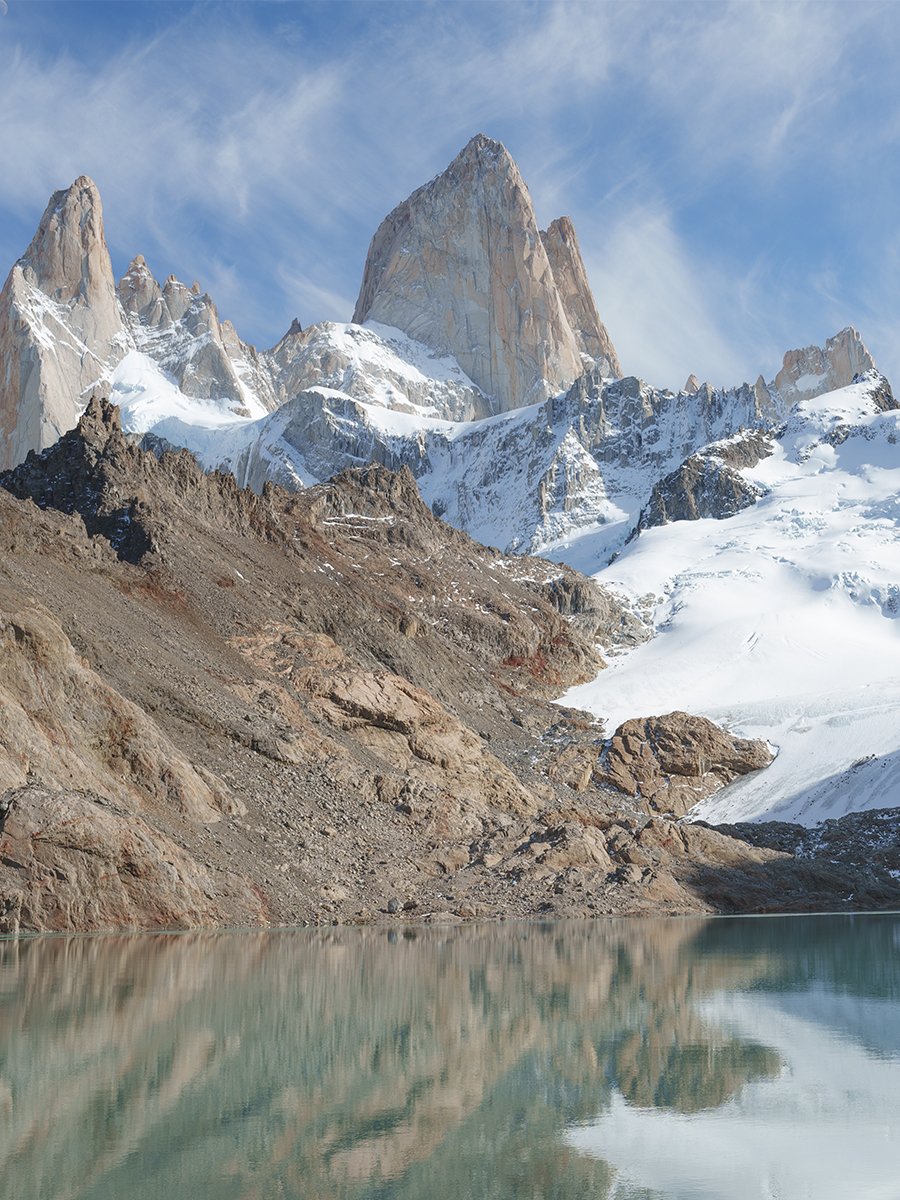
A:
638,430,773,531
0,393,154,562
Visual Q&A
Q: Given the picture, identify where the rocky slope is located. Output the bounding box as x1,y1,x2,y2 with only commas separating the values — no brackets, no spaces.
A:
1,400,897,933
637,428,774,530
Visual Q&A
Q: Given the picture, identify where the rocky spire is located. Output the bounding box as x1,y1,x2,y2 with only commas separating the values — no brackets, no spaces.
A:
353,134,619,413
540,216,620,376
19,176,121,335
0,176,128,470
773,327,876,403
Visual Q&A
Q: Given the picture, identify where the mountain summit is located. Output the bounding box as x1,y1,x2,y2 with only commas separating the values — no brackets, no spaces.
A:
0,175,126,468
353,134,620,412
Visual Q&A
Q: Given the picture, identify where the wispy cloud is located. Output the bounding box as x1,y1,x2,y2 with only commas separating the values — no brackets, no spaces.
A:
583,205,755,390
2,0,900,387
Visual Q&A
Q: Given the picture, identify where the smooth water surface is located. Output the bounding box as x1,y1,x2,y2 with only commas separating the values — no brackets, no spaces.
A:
2,915,899,1200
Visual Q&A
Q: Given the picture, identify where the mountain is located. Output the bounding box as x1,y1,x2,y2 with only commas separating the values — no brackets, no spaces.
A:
353,134,619,410
0,146,871,566
1,135,899,917
0,137,620,473
0,177,128,469
201,333,862,561
3,399,897,933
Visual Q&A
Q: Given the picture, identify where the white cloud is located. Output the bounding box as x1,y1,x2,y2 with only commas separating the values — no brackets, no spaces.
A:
3,0,900,386
583,206,756,390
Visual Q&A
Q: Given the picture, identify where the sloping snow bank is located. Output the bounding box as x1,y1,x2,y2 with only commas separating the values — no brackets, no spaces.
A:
560,379,900,825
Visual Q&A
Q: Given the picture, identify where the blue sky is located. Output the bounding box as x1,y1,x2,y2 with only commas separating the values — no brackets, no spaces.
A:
2,0,900,391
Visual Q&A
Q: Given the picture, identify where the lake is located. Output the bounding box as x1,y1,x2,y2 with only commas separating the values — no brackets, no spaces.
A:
1,915,899,1199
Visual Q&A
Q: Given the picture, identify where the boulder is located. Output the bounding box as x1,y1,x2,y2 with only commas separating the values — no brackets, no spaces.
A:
595,711,774,816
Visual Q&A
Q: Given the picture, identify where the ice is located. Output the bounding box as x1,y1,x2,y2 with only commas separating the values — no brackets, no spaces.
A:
559,379,900,825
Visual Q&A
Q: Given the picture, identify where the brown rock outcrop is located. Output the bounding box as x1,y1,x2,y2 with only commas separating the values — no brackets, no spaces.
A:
0,785,265,935
595,711,774,816
637,429,773,531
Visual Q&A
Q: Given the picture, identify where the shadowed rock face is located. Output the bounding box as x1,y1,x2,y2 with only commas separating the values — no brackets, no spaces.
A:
0,393,154,562
637,429,774,531
353,135,619,412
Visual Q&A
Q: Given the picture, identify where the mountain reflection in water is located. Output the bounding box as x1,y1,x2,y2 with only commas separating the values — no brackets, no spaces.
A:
1,915,898,1200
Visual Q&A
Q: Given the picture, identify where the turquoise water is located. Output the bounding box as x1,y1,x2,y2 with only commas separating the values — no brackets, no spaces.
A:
1,915,899,1199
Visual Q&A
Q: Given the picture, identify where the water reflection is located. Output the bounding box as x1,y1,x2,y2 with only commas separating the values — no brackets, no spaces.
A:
0,915,898,1200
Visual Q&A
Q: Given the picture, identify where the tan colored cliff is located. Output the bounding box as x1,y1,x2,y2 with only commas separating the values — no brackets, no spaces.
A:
353,134,620,413
0,177,130,469
540,215,620,375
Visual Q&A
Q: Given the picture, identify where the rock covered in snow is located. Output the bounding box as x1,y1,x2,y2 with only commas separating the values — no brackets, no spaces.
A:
561,371,900,828
0,160,891,579
118,258,277,417
637,429,773,530
268,320,489,421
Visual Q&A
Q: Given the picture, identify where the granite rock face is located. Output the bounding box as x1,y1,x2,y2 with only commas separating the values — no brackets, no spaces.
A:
353,135,619,412
0,177,127,469
772,326,875,404
540,215,621,375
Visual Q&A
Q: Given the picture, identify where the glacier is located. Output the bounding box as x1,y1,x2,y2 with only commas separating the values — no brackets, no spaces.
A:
560,374,900,826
